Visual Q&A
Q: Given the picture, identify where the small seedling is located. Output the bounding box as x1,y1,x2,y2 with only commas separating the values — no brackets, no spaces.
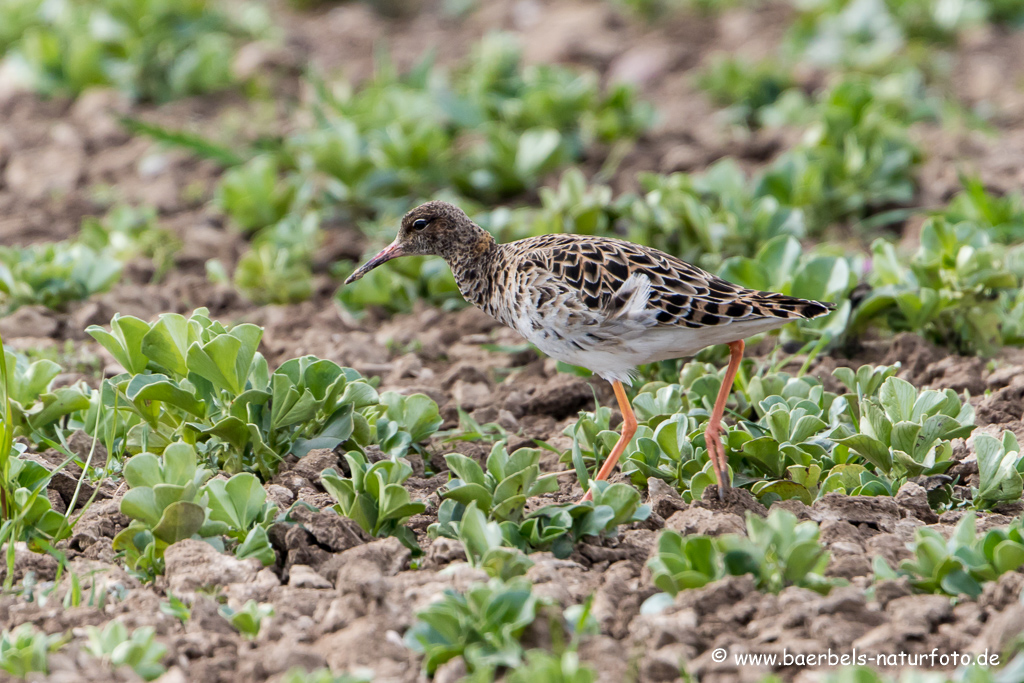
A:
219,600,274,639
0,623,67,678
404,577,543,674
322,452,426,551
84,621,166,681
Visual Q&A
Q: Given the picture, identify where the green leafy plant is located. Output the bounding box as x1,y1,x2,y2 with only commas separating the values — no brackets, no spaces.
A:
833,376,974,479
2,0,266,101
403,577,544,675
219,600,274,639
112,442,214,579
648,531,724,595
431,442,649,559
321,453,426,551
515,481,650,558
364,391,444,458
875,512,1024,598
0,242,122,314
435,443,558,523
159,593,192,624
723,509,837,594
972,431,1022,509
853,219,1024,354
649,509,839,597
943,175,1024,243
757,75,923,232
0,623,67,678
84,621,166,681
86,308,389,477
214,155,300,233
453,502,535,581
233,243,314,305
203,471,278,564
697,55,796,127
505,650,597,683
80,204,181,282
278,668,373,683
0,332,80,569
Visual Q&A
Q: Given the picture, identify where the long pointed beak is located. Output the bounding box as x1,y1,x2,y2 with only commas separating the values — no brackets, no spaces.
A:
344,240,404,285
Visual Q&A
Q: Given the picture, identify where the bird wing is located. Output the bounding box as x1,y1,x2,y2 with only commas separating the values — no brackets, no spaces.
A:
511,234,796,335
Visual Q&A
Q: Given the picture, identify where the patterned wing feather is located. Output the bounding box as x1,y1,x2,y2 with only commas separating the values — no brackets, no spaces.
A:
509,234,835,330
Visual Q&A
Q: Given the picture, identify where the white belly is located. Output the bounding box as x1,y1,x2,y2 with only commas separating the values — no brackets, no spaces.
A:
522,317,790,384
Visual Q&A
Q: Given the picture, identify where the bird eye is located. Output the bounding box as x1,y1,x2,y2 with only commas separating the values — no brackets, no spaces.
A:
412,218,430,231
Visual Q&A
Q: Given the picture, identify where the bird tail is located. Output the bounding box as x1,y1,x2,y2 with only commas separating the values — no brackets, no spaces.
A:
746,292,837,320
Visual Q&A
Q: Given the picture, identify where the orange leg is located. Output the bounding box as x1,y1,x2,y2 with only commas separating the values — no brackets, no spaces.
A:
704,340,745,501
579,380,637,503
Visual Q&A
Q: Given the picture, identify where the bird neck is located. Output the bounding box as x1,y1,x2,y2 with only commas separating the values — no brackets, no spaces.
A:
444,229,503,314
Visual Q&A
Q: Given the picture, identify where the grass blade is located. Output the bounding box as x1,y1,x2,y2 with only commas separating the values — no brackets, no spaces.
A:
119,117,246,167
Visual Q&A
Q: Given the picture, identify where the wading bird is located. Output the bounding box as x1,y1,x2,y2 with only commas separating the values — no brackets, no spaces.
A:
345,201,834,501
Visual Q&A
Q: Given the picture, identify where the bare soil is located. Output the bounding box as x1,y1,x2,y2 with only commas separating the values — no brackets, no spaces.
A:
2,1,1024,681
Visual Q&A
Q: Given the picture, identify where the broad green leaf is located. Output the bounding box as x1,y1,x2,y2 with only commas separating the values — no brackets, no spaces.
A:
125,374,206,418
939,569,982,598
141,313,192,377
152,501,206,545
444,453,487,487
120,488,161,528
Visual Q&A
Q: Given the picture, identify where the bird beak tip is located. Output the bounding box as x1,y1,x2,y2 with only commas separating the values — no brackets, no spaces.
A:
343,241,403,286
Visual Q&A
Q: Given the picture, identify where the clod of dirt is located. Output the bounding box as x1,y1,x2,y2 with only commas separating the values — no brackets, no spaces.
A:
4,141,85,201
647,478,686,520
288,448,341,485
820,519,868,546
770,499,814,520
332,537,411,590
69,499,129,559
665,506,745,537
825,553,872,580
421,537,466,571
0,543,60,584
592,560,650,639
164,539,262,597
0,306,60,339
283,504,371,554
65,430,109,467
873,578,914,607
895,481,939,524
695,485,767,518
271,506,370,578
69,88,131,148
432,657,468,683
288,564,333,589
521,374,597,419
309,616,415,681
811,494,901,532
239,640,329,681
865,532,916,569
919,355,987,395
576,634,632,683
880,333,944,383
976,383,1024,424
971,610,1024,663
979,571,1024,612
22,450,103,513
870,594,953,643
450,379,492,410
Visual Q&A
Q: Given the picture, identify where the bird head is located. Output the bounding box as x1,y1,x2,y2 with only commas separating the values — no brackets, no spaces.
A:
344,201,491,284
